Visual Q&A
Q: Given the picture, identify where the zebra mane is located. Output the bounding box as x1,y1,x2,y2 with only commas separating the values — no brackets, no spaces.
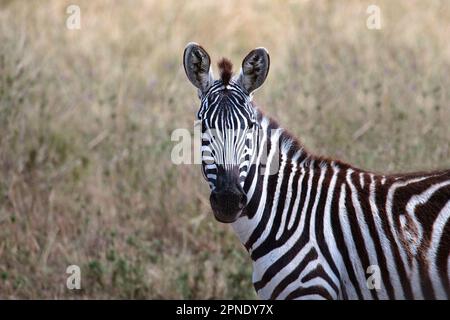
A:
218,58,233,85
265,114,355,172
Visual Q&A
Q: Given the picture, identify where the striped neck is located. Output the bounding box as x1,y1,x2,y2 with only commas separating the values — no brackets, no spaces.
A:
232,110,355,255
233,112,318,247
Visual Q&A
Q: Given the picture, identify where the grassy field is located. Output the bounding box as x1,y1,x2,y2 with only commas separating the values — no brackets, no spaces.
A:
0,0,449,299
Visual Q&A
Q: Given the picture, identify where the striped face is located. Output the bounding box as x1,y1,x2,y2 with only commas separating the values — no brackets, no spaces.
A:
198,81,259,222
184,43,270,223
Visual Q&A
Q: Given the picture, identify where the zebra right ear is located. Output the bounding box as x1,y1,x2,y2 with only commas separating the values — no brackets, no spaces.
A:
183,42,214,95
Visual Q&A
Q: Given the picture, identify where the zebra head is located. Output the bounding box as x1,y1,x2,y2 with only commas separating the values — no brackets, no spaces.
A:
183,43,270,223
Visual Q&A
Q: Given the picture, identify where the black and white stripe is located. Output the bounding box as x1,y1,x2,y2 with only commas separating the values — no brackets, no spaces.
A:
229,113,450,299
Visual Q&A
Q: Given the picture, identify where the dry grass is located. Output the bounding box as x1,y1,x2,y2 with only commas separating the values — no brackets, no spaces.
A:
0,0,449,299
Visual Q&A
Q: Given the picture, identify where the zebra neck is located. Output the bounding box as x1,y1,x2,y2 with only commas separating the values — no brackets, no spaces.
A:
232,115,323,252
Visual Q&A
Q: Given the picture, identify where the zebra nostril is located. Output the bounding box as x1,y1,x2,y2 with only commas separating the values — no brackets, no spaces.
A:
238,194,247,209
210,191,218,204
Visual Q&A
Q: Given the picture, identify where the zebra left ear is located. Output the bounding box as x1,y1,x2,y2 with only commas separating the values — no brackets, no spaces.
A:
237,48,270,95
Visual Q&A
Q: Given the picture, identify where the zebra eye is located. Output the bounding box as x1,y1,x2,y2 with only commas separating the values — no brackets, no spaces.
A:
250,121,260,130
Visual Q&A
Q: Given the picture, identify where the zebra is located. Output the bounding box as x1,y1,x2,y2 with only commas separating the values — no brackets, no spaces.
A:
183,42,450,300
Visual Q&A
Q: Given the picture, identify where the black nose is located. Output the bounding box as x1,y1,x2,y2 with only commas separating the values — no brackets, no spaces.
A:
210,185,247,223
210,189,246,209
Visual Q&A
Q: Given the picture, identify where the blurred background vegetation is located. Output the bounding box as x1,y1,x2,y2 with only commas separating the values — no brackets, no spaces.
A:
0,0,449,299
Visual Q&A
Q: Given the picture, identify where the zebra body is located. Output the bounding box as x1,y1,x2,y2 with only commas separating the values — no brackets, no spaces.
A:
183,43,450,300
233,114,450,300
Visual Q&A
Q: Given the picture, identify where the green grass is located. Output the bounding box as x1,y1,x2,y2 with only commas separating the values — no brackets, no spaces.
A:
0,0,449,299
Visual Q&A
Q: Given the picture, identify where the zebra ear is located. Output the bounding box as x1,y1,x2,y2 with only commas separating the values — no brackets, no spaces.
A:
237,48,270,95
183,42,214,94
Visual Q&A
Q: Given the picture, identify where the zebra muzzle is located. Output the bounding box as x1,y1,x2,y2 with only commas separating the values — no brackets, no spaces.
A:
210,186,247,223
